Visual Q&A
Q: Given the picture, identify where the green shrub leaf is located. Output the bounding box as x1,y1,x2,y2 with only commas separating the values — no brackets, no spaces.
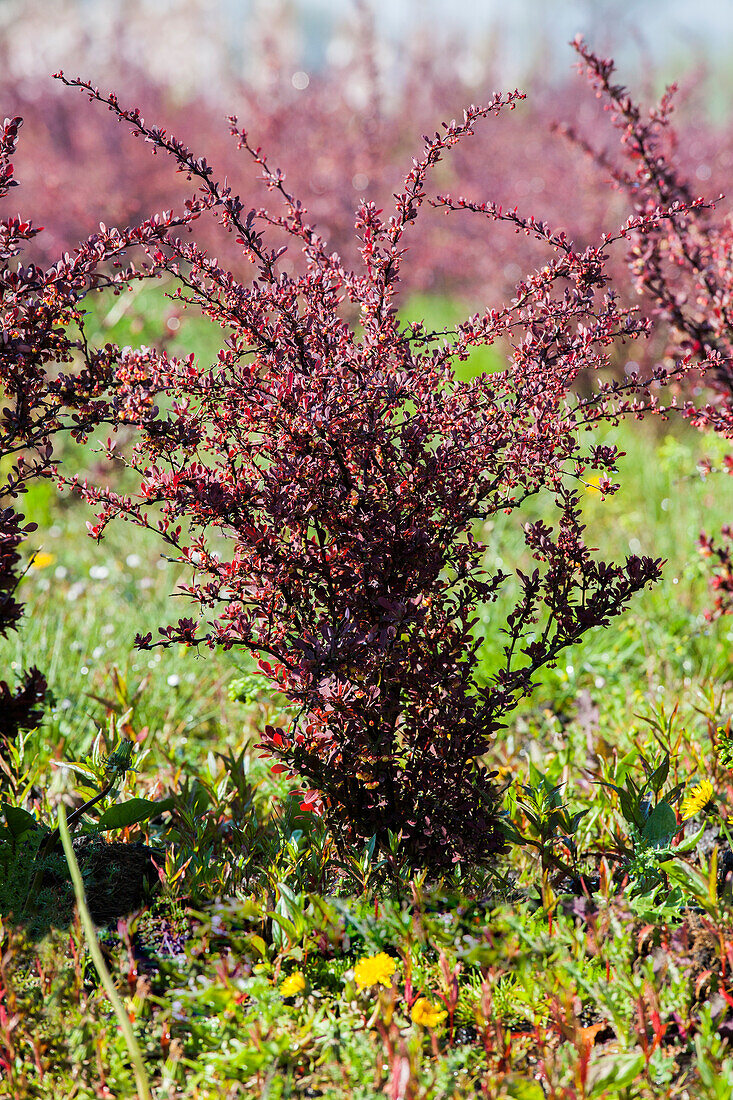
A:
640,801,677,848
95,797,174,831
1,802,38,838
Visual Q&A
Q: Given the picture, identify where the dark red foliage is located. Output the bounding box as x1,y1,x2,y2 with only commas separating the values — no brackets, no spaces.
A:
699,527,733,621
566,39,733,615
0,666,47,739
566,39,733,399
4,64,703,866
0,115,49,744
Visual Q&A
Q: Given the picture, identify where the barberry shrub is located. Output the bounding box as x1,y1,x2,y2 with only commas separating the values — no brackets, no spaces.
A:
564,39,733,616
4,75,687,867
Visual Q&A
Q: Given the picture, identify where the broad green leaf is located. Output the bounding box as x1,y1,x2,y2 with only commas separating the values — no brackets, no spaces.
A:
649,754,670,794
669,822,704,853
267,911,298,944
498,820,525,845
641,800,677,848
659,858,717,914
1,802,38,838
617,788,639,827
248,934,267,958
60,761,100,788
277,881,301,909
96,796,174,831
588,1051,645,1096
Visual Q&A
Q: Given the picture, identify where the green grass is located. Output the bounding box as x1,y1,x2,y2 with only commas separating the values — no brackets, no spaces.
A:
2,290,733,1097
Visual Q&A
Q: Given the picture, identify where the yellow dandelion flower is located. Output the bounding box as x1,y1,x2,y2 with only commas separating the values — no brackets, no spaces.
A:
30,552,56,570
411,997,448,1028
585,475,603,494
353,952,397,990
681,779,714,820
280,970,306,998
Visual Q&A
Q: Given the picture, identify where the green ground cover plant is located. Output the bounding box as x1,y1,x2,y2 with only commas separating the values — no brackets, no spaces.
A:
2,40,733,1100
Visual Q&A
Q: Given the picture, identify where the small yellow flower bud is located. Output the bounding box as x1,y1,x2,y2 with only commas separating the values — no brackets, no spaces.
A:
411,997,447,1028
